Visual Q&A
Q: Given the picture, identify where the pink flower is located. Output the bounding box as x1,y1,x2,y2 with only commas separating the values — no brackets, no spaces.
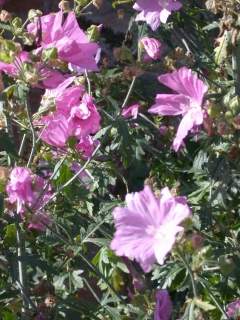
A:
28,11,99,72
148,67,208,151
6,167,34,215
37,82,100,148
133,0,182,31
38,113,69,148
226,299,240,318
154,290,172,320
64,92,101,138
111,185,191,272
140,37,162,60
6,167,52,231
122,103,140,119
76,135,98,158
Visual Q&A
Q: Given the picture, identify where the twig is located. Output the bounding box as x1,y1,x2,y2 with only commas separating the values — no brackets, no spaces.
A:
120,76,137,113
16,223,29,317
26,97,36,168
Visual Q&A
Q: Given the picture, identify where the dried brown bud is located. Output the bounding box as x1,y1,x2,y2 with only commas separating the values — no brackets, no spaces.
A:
0,10,12,22
0,166,9,183
117,9,125,20
58,0,71,11
92,0,103,10
191,233,204,249
123,66,143,80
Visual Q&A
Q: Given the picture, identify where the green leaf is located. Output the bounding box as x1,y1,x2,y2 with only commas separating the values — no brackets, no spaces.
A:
194,298,216,311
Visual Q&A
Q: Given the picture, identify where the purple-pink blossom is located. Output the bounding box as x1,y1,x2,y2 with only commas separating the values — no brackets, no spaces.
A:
122,103,140,119
133,0,182,31
36,81,101,150
6,167,34,215
140,37,162,60
37,113,69,148
226,299,240,318
28,11,99,72
76,135,99,158
6,167,52,231
154,290,172,320
111,185,191,272
149,67,208,151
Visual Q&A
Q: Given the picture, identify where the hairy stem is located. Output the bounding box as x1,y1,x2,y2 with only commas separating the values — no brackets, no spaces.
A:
16,223,29,318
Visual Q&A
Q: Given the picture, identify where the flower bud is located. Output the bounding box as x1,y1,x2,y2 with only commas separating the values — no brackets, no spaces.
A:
191,233,204,249
0,10,12,22
28,9,42,21
0,166,9,184
87,24,102,42
93,0,103,9
140,37,162,60
58,0,71,11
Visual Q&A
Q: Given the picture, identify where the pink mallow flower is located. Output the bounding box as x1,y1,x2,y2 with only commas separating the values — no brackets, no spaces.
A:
37,113,69,148
27,11,99,72
6,167,52,231
111,185,191,272
154,290,172,320
140,37,162,60
122,103,140,119
6,167,34,215
37,80,100,149
76,135,99,158
226,299,240,318
133,0,182,31
148,67,208,151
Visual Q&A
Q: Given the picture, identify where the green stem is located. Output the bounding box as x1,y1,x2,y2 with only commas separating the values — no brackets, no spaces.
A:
177,249,197,298
120,76,137,111
16,223,29,318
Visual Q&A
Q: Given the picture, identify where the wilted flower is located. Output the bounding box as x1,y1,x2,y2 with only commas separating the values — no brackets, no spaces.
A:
133,0,182,31
27,11,99,72
148,67,208,151
6,167,52,231
226,299,240,318
154,290,172,320
140,37,162,60
122,103,140,119
111,185,191,272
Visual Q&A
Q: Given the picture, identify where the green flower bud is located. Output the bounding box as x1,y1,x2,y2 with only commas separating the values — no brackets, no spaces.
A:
28,9,42,22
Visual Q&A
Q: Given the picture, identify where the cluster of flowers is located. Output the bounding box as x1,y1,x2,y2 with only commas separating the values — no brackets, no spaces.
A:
4,11,101,229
